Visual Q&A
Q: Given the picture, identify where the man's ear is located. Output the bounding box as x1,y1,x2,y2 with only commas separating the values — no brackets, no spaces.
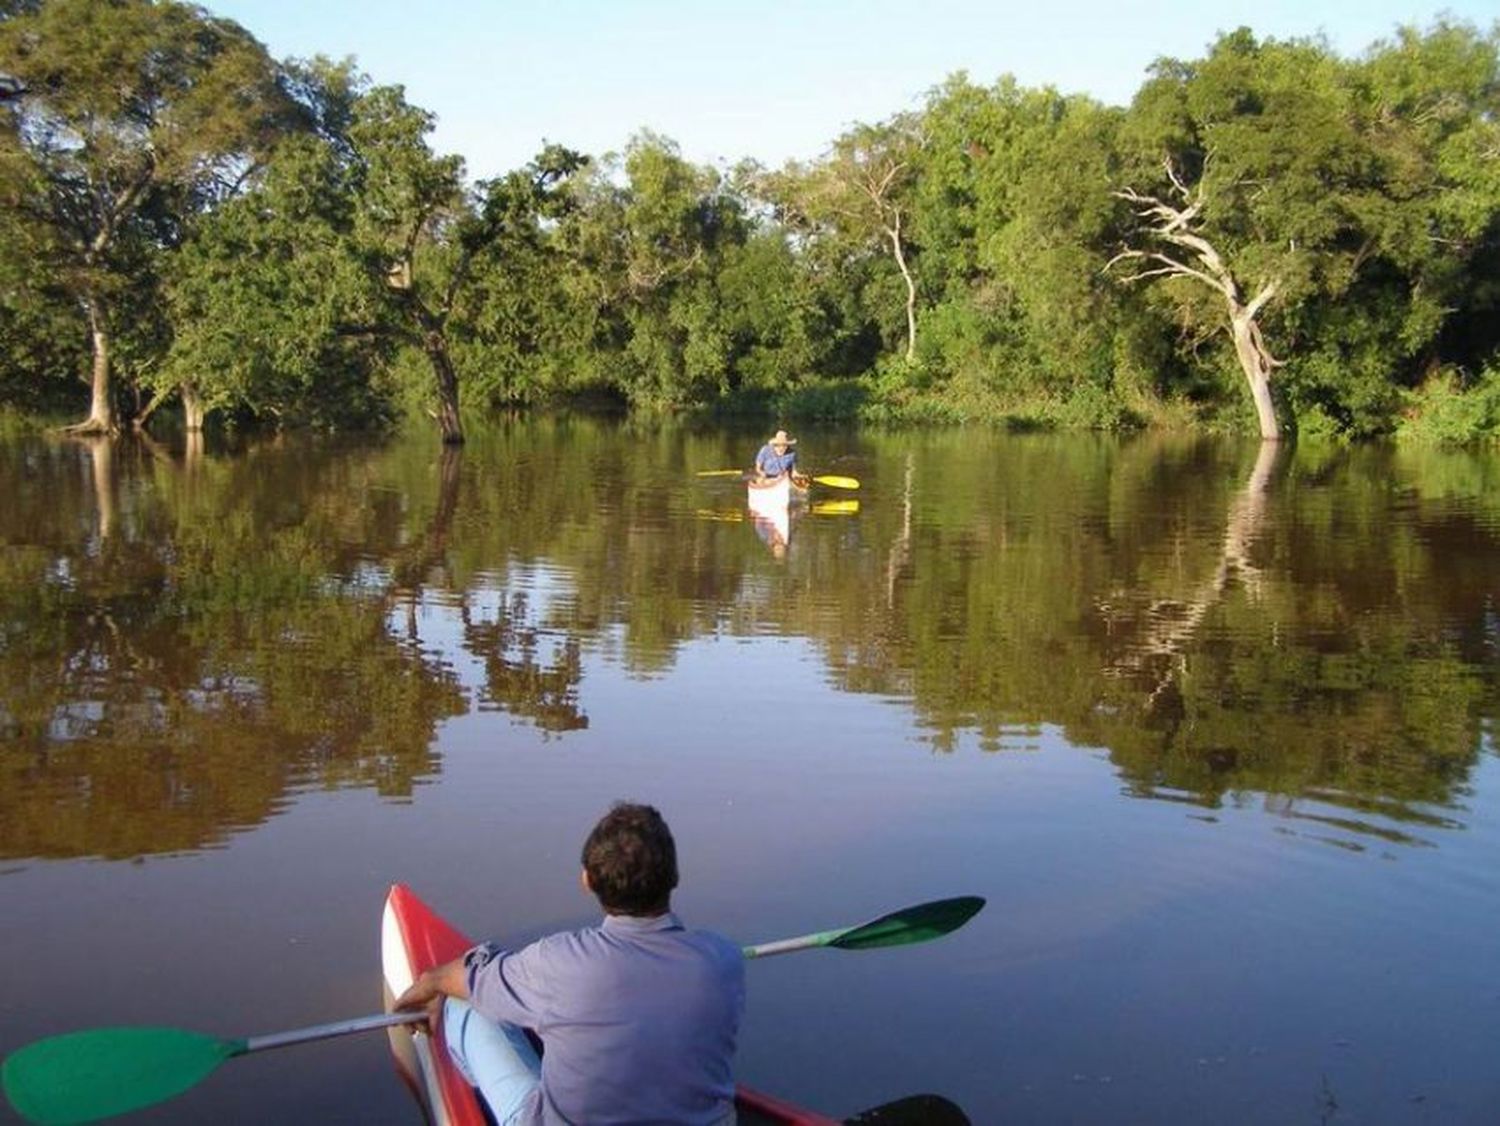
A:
580,867,592,895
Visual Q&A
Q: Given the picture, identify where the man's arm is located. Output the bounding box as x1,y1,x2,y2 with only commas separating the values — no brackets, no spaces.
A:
394,957,471,1033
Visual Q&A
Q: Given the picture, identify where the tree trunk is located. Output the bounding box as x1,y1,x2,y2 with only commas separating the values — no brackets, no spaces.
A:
424,334,464,445
181,383,206,432
70,294,117,435
887,219,918,361
1230,311,1281,441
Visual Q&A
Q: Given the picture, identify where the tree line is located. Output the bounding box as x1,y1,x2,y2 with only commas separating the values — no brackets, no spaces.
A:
2,0,1498,443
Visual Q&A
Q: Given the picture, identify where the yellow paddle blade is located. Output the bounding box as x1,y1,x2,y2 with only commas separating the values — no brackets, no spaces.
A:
695,509,744,522
812,475,860,490
695,469,746,477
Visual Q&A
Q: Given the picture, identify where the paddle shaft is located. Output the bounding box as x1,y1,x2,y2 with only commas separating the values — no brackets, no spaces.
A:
241,1010,423,1054
742,928,847,959
696,469,860,489
264,900,967,1041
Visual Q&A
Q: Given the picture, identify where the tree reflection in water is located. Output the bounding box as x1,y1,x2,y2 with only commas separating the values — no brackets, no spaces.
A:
0,424,1496,860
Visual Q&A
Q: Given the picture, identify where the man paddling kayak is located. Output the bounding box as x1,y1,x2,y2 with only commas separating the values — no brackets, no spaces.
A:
754,429,798,480
395,802,745,1125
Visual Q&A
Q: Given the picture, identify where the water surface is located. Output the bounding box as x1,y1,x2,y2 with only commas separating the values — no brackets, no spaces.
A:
1,422,1497,1123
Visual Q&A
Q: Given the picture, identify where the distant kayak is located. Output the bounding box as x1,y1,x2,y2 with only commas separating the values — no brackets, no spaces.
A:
747,474,809,509
380,884,841,1126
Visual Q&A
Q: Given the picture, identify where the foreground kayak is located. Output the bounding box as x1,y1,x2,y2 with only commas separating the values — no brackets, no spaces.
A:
380,883,841,1126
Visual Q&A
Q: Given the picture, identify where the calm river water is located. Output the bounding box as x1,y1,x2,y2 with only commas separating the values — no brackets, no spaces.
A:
1,420,1498,1124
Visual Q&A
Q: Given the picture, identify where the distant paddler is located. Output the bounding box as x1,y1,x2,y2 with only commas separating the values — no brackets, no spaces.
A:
753,429,804,485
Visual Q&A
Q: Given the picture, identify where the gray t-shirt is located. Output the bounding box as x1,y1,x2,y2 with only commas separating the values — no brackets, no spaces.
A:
465,911,745,1125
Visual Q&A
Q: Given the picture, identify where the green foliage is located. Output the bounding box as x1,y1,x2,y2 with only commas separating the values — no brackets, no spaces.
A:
163,126,392,430
1395,362,1500,443
0,0,291,425
0,10,1498,437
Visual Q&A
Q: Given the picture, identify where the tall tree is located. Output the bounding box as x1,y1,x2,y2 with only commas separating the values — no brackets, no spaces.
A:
1107,157,1284,439
553,133,743,408
1110,24,1500,439
771,115,924,361
347,85,584,442
0,0,288,433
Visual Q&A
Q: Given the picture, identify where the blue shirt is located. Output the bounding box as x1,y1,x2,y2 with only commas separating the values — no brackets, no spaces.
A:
464,912,745,1125
755,444,797,477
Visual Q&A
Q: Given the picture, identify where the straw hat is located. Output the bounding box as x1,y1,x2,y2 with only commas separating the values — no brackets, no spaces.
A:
770,429,797,449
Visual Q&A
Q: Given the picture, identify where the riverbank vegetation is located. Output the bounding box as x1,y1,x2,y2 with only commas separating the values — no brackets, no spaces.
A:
2,2,1498,442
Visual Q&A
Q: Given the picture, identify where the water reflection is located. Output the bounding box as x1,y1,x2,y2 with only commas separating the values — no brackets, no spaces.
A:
0,424,1496,861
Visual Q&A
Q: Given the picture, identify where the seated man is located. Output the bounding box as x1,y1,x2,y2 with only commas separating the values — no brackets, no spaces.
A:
754,430,797,479
396,803,744,1125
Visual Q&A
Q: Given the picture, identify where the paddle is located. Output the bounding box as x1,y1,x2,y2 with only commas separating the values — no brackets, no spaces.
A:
3,896,982,1124
742,895,983,958
695,468,862,490
846,1093,970,1125
1,1012,424,1125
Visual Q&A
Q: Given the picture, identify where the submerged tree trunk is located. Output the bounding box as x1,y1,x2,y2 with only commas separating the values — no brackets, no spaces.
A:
1230,310,1281,441
424,333,464,445
181,383,206,433
69,294,118,435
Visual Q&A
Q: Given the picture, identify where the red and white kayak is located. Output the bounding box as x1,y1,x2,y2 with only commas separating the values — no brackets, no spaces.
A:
380,883,840,1126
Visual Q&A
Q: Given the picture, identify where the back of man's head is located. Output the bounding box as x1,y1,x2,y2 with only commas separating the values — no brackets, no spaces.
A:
582,802,679,916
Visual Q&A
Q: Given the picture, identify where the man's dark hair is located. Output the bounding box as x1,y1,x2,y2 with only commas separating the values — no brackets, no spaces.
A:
581,802,679,915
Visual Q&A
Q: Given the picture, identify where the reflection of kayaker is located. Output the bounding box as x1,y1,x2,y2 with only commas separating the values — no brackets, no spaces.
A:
754,429,798,480
751,509,789,559
747,473,799,557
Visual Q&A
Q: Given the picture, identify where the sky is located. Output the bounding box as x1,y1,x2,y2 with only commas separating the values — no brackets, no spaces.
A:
211,0,1497,180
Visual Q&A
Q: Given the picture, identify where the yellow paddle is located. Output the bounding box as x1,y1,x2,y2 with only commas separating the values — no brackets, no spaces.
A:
695,469,861,489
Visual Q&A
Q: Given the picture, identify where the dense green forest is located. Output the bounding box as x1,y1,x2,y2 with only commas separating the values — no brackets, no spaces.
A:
2,0,1499,442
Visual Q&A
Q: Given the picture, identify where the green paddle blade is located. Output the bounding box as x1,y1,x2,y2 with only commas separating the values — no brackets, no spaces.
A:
3,1027,243,1125
830,896,985,951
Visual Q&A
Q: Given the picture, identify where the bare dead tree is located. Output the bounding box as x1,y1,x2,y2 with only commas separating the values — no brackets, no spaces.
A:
1106,160,1284,440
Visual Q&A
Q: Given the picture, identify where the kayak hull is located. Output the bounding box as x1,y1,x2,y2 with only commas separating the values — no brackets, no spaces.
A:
746,474,808,509
381,885,488,1126
380,884,839,1126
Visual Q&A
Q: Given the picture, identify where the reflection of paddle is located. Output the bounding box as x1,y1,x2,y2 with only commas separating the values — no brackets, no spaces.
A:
4,896,980,1123
695,469,861,490
812,499,860,516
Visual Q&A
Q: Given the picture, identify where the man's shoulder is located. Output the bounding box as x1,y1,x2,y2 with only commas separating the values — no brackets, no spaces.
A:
686,927,746,972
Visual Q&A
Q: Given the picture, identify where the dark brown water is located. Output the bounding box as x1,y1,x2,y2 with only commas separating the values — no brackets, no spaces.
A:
1,421,1498,1124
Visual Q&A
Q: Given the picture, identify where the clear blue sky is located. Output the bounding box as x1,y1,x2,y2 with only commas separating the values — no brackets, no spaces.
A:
212,0,1496,179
